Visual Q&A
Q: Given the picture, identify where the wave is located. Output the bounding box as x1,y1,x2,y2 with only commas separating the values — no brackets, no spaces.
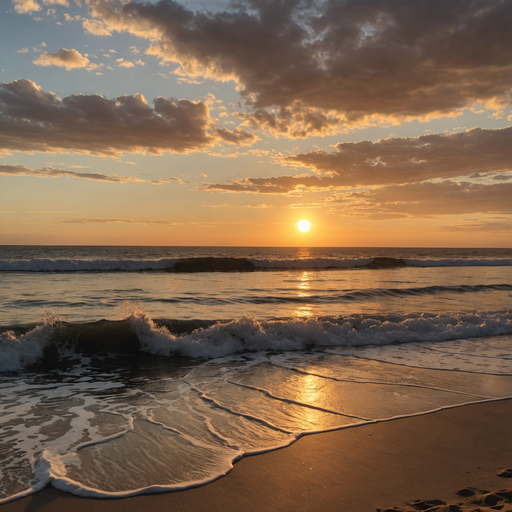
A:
0,258,178,272
2,309,512,372
0,316,59,372
405,258,512,267
1,256,511,272
229,284,512,304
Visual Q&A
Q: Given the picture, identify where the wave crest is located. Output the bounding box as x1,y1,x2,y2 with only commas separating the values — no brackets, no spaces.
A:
0,315,59,372
129,309,512,359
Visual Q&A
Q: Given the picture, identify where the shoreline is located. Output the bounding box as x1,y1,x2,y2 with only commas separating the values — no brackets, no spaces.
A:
2,399,512,511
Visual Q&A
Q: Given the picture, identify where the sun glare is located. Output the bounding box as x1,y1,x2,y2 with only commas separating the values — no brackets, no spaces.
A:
298,220,311,232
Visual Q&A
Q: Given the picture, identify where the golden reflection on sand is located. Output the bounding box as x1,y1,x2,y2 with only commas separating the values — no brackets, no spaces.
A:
293,373,333,427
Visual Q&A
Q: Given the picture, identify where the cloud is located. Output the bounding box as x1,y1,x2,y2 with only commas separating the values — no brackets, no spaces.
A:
12,0,41,13
286,127,512,186
333,181,512,219
437,220,512,232
82,18,112,36
116,58,135,68
238,106,343,138
33,48,90,70
84,0,512,131
151,177,189,185
43,0,69,5
202,175,325,196
0,80,253,156
0,164,144,183
203,127,512,194
214,127,257,145
61,218,181,225
202,203,277,209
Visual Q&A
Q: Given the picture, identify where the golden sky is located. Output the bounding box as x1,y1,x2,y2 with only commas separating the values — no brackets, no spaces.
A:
1,0,511,246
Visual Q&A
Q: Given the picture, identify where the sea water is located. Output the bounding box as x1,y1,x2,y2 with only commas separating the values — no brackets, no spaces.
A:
0,246,511,503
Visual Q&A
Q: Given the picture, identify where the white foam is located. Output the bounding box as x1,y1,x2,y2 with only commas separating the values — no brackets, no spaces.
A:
128,308,512,370
0,258,178,272
0,317,57,372
251,258,372,268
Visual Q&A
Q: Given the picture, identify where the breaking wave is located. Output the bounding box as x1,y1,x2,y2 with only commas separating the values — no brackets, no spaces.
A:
2,309,512,372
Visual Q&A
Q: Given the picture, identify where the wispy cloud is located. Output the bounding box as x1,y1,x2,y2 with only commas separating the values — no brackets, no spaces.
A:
0,164,144,183
82,18,112,37
437,220,512,232
43,0,68,5
330,181,512,219
61,218,181,225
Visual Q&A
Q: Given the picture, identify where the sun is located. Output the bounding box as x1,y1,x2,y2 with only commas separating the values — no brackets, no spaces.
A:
298,220,311,232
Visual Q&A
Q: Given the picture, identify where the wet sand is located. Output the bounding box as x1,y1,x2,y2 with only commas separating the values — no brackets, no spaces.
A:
3,399,512,512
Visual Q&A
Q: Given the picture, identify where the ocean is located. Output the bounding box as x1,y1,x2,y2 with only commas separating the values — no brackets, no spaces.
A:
1,246,512,503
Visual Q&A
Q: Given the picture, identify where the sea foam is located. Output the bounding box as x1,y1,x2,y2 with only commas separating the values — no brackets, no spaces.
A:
129,309,512,360
0,317,57,372
3,309,511,372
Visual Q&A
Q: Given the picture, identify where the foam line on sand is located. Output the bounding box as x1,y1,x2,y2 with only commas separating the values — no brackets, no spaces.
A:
2,399,512,512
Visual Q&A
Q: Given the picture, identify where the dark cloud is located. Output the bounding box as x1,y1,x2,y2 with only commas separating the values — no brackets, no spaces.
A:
214,127,257,145
86,0,512,128
335,181,512,219
203,127,512,193
237,105,341,138
202,174,328,195
0,164,143,182
286,127,512,185
0,80,254,156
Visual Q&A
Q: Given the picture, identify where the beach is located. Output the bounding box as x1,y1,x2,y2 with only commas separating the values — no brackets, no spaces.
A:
2,398,511,512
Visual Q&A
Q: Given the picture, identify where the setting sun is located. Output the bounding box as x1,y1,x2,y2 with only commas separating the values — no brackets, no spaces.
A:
298,220,311,232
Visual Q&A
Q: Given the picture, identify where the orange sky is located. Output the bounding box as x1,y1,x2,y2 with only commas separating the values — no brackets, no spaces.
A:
1,0,511,246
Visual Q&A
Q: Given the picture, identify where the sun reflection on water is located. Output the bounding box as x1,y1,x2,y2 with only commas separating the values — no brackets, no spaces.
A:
296,271,314,318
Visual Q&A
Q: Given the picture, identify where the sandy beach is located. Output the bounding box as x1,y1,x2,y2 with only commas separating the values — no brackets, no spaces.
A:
2,398,511,512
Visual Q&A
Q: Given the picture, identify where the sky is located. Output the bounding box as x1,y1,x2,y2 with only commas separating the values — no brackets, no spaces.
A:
1,0,511,247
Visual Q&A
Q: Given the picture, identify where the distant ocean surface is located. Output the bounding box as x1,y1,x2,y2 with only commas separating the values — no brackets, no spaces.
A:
1,246,512,503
